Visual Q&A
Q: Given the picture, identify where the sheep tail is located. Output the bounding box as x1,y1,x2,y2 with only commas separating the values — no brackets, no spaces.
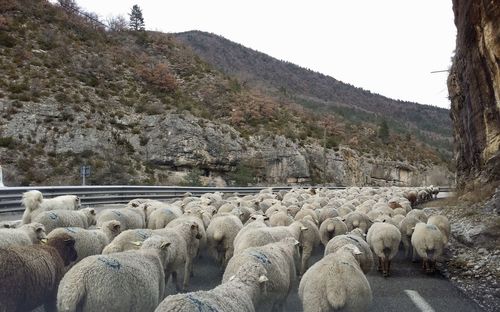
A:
57,275,85,312
213,229,224,242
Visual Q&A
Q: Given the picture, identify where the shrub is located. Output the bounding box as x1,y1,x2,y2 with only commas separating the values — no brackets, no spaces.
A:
180,168,203,186
0,136,15,148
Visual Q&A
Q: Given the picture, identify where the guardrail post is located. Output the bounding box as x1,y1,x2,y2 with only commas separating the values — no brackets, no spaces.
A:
0,165,4,187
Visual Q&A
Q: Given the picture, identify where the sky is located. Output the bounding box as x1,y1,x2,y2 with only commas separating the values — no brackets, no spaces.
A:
71,0,457,109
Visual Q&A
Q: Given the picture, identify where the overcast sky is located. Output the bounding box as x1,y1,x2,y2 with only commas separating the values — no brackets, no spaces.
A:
72,0,457,109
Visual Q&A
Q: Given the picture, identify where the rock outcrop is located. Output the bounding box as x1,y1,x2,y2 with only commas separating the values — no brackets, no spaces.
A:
0,102,451,186
448,0,500,192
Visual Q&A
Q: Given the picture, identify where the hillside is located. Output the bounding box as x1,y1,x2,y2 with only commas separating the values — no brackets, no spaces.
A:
174,31,453,158
0,0,452,186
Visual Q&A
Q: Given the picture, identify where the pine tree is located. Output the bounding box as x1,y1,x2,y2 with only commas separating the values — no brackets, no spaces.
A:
378,119,389,142
128,4,145,31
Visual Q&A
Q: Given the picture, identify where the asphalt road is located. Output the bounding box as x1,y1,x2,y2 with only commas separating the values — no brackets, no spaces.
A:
171,245,483,312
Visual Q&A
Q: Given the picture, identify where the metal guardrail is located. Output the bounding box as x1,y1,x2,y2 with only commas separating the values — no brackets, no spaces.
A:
0,185,454,214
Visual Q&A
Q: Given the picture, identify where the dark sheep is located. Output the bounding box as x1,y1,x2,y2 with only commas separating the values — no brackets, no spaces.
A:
0,233,77,312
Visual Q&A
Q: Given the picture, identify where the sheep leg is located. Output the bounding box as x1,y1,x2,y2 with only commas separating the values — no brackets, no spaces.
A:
387,259,392,276
44,298,57,312
183,257,193,291
301,248,312,276
382,258,389,277
172,271,181,291
377,257,382,272
412,247,418,263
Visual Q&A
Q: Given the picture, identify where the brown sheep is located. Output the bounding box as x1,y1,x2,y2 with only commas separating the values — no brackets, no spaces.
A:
0,233,77,312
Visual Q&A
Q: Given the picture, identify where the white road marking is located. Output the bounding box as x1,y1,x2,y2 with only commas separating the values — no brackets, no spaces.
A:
404,290,436,312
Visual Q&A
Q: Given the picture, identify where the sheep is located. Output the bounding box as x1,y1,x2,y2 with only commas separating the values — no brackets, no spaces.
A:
399,215,420,258
233,221,305,255
97,206,146,230
349,228,366,240
324,233,373,274
166,213,207,256
222,238,300,311
404,190,418,206
268,210,294,227
319,217,348,247
0,233,77,312
21,190,80,224
411,222,445,273
47,220,121,263
0,222,47,247
155,263,268,312
427,214,451,245
316,207,339,224
392,214,405,225
147,206,183,229
102,228,153,254
294,208,319,224
206,214,244,268
57,236,171,312
366,221,401,277
406,209,428,223
32,208,97,233
344,211,372,233
299,244,372,312
296,216,321,276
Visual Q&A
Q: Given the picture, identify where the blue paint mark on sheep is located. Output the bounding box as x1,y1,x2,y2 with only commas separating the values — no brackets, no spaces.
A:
347,235,360,243
186,294,219,312
97,256,121,270
65,227,78,233
136,230,151,240
48,212,58,220
249,251,271,265
112,210,122,217
163,208,173,214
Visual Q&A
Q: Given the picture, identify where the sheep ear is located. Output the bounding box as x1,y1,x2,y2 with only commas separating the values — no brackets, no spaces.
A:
191,224,198,230
113,224,121,231
264,216,270,221
2,224,10,228
300,226,308,231
411,227,415,230
160,242,171,249
90,209,96,215
131,241,142,246
251,216,257,220
229,275,235,281
36,227,44,233
40,238,48,244
294,239,300,246
259,275,268,283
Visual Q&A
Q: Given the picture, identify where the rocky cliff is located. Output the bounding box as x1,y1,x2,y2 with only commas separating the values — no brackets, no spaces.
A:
448,0,500,193
0,0,452,187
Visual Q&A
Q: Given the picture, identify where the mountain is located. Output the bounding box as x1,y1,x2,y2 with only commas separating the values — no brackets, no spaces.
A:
174,31,453,157
0,0,452,187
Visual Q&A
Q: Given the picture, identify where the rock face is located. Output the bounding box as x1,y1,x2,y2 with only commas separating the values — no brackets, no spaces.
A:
448,0,500,192
0,102,452,186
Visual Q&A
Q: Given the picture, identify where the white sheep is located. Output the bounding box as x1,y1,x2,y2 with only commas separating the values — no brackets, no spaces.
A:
102,228,153,254
319,217,348,247
155,263,269,312
21,190,80,224
411,222,445,273
268,210,294,227
294,208,319,224
47,220,121,263
398,215,420,258
296,216,321,276
206,214,244,268
316,207,339,224
299,244,372,312
406,209,428,223
147,206,183,229
324,233,373,274
366,221,401,277
233,221,304,255
0,222,47,247
32,208,97,233
427,214,450,245
222,237,300,311
57,236,171,312
344,211,372,233
97,206,146,230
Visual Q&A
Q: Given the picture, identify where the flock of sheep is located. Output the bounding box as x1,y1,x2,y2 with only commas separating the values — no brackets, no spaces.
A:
0,185,450,312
